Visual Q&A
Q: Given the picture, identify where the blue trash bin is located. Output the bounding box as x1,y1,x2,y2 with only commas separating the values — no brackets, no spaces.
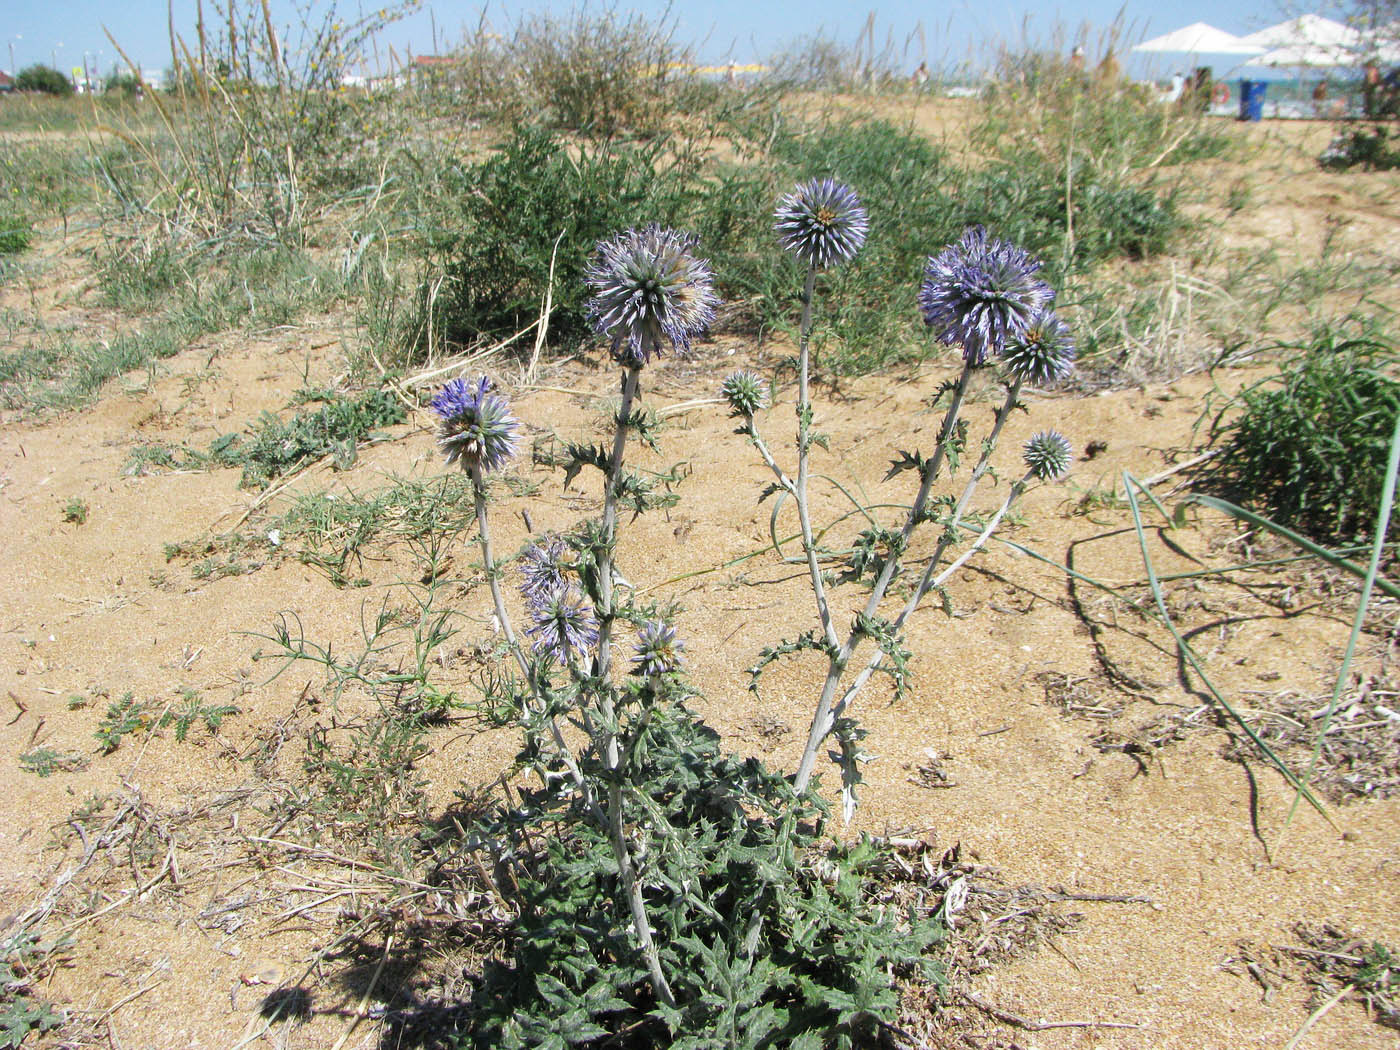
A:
1238,80,1267,121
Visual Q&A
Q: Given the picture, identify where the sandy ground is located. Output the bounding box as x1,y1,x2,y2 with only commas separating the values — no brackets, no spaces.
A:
2,105,1399,1050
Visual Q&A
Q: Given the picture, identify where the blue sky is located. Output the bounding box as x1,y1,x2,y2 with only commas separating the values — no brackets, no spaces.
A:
2,0,1303,78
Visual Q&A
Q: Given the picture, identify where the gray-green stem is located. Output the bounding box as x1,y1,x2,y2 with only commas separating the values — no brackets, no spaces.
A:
795,264,840,652
792,361,974,794
825,473,1033,737
920,378,1023,585
590,363,675,1009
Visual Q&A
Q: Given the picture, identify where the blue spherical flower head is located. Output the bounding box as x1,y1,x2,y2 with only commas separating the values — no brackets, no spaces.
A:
1022,430,1073,481
585,224,719,367
526,588,599,663
774,178,869,269
431,375,518,474
721,370,768,418
520,535,569,605
1001,309,1076,386
919,227,1054,366
632,619,684,677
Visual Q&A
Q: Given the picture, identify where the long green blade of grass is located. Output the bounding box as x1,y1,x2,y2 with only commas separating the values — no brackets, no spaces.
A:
1184,493,1400,600
1286,406,1400,828
1122,472,1336,829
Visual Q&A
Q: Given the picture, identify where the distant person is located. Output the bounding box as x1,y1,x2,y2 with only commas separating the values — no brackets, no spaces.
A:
1069,45,1086,72
1169,71,1184,103
912,60,929,91
1363,62,1380,118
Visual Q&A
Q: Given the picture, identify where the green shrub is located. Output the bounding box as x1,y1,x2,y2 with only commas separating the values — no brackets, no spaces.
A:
1202,335,1400,544
422,126,701,356
14,65,73,96
0,207,30,256
455,705,943,1049
1319,125,1400,171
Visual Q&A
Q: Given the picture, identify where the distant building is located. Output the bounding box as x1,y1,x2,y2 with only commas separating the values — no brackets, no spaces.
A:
0,71,14,93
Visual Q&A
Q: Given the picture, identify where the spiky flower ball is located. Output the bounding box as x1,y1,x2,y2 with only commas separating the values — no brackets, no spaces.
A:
1001,310,1076,386
520,535,569,605
526,589,599,663
431,376,519,475
585,224,719,367
773,178,869,270
1022,430,1073,481
632,620,684,677
721,370,768,418
919,226,1054,366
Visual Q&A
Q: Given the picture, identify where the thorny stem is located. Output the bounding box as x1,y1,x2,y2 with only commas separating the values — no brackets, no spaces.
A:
795,265,841,653
826,473,1033,734
594,365,642,760
470,464,604,825
793,362,975,794
922,378,1023,582
590,362,676,1009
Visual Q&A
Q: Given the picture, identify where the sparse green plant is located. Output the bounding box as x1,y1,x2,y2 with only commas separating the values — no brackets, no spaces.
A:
123,443,207,477
61,497,88,525
158,689,240,742
208,387,406,488
94,693,153,753
18,748,88,777
275,473,476,586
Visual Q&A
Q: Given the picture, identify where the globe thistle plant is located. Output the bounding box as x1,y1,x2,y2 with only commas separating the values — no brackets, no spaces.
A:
773,178,869,270
585,224,719,366
526,588,600,663
1022,430,1074,481
721,370,768,419
632,619,684,678
431,375,519,475
919,226,1054,366
520,535,570,605
1001,310,1076,386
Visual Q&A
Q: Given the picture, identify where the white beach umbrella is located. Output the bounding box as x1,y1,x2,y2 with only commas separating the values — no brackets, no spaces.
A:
1240,14,1359,51
1241,14,1366,67
1132,22,1265,55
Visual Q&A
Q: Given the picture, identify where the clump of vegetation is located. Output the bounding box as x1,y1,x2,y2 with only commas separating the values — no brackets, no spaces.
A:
269,171,1085,1043
1201,335,1400,544
463,722,944,1048
1289,923,1398,1029
61,497,88,525
507,8,695,135
94,693,153,753
1320,124,1400,171
0,206,31,256
18,748,88,778
0,931,66,1047
208,387,407,488
14,65,73,96
416,125,703,358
